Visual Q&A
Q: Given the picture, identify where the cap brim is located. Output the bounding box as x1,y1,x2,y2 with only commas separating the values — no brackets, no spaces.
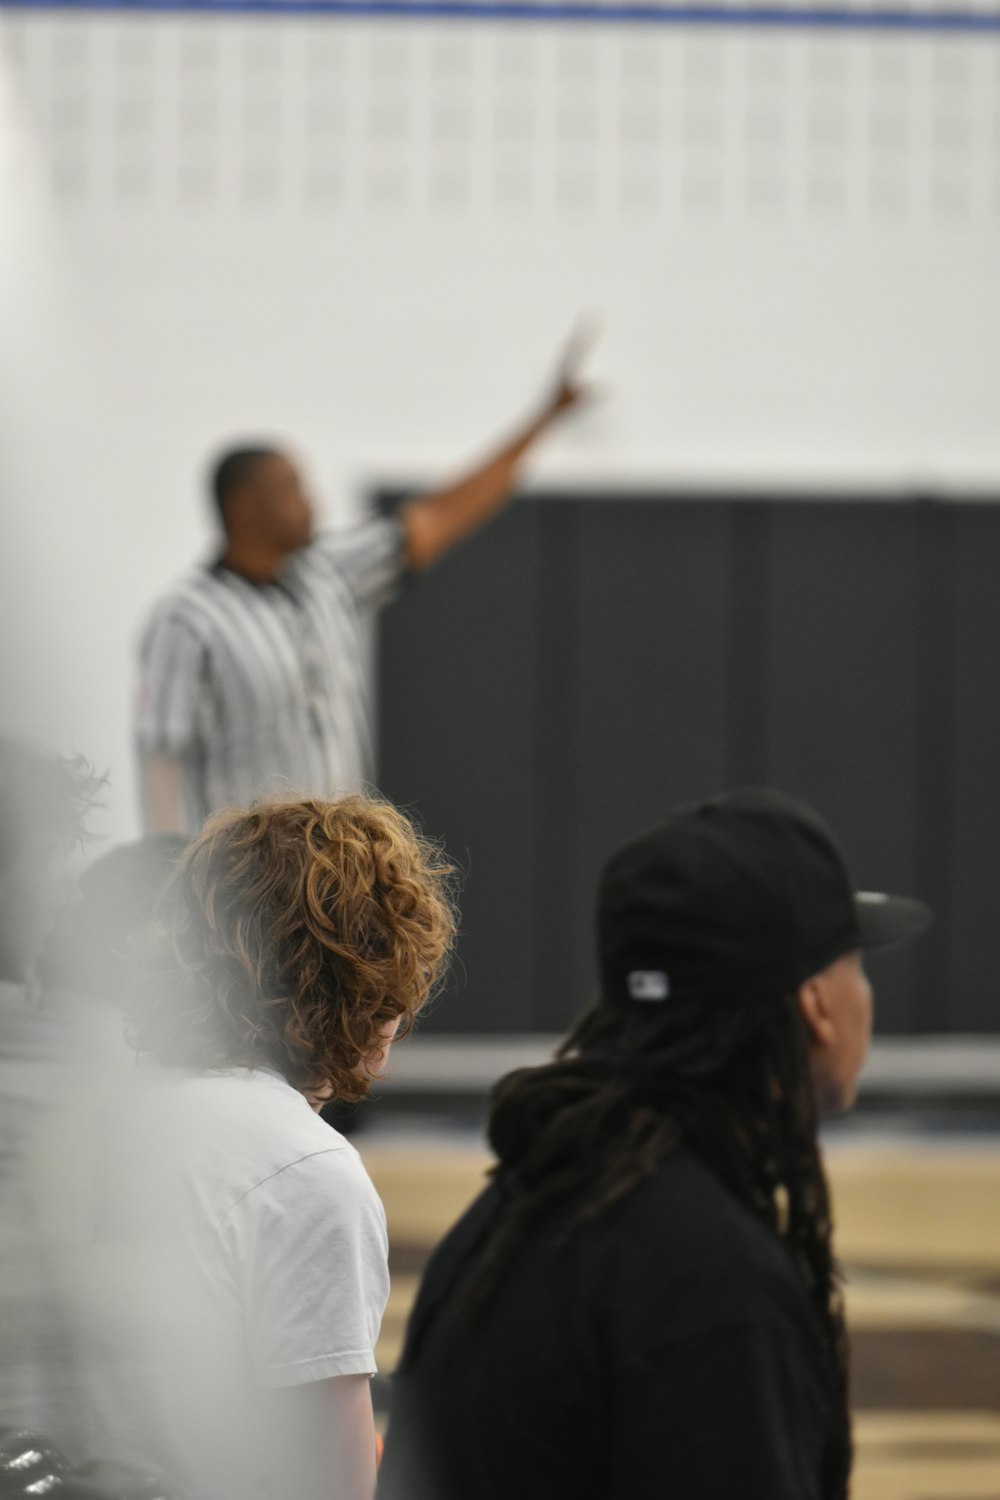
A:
854,891,933,951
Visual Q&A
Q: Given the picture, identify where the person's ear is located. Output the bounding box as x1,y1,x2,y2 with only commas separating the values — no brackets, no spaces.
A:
796,972,836,1051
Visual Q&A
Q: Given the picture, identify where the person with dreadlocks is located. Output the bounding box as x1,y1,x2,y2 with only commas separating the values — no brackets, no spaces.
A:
378,789,932,1500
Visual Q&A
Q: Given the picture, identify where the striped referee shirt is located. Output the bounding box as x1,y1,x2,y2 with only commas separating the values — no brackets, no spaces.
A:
135,516,406,834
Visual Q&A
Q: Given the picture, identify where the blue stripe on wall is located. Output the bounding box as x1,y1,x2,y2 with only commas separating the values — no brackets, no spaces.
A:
1,1,1000,34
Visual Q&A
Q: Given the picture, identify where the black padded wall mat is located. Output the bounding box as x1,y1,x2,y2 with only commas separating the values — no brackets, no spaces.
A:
377,495,996,1036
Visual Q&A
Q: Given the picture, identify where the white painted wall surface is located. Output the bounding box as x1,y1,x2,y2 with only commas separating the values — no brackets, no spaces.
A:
1,7,999,841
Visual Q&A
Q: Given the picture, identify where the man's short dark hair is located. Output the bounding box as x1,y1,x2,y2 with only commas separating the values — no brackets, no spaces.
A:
209,446,280,526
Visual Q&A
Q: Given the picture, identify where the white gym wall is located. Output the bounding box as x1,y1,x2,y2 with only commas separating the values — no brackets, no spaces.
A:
1,2,998,842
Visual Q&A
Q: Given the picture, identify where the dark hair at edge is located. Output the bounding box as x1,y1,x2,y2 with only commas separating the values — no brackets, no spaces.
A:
0,739,104,872
209,445,281,527
436,992,851,1500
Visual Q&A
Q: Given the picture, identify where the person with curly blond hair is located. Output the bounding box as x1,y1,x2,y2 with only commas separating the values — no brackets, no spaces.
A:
52,794,455,1500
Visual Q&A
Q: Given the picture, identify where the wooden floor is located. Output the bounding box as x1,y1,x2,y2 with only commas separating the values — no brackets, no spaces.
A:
360,1127,1000,1500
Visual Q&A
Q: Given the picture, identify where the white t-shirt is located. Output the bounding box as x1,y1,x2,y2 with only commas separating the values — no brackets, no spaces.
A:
58,1067,389,1500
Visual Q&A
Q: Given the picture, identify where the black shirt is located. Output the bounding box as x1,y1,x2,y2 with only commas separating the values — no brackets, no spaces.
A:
379,1147,835,1500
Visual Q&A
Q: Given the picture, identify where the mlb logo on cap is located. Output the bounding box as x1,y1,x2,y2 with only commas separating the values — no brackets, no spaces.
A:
627,970,671,1002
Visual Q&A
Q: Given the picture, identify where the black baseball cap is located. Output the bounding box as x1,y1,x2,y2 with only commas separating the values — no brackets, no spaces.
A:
597,789,932,1007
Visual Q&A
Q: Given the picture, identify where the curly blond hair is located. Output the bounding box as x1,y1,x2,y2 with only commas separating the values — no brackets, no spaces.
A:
132,795,457,1102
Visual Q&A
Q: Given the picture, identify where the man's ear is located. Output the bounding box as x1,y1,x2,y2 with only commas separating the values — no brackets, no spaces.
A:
796,973,836,1051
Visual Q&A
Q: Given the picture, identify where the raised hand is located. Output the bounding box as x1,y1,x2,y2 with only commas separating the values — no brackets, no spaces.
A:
548,318,602,418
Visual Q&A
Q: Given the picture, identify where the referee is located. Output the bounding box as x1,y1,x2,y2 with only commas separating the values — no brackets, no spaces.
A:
136,338,590,834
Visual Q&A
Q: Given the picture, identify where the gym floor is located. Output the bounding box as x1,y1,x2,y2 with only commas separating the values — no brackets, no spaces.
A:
361,1118,1000,1500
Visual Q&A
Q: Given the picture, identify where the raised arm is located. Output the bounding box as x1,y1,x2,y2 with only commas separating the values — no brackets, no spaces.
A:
399,331,596,571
